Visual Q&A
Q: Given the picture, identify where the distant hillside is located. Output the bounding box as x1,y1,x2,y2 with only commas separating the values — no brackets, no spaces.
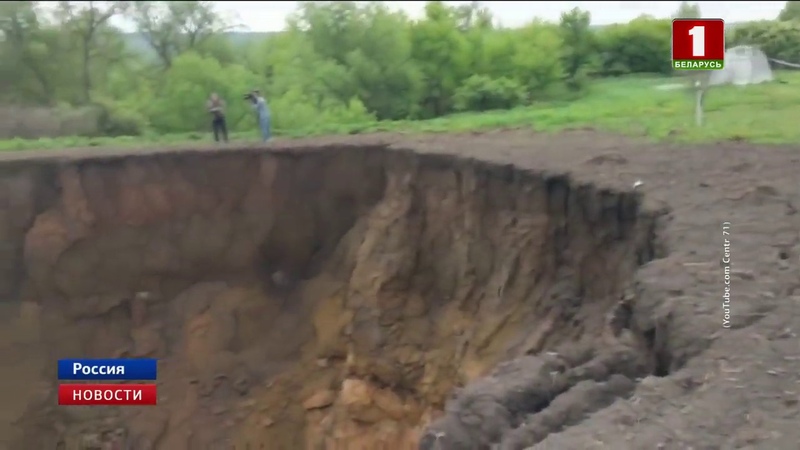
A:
122,31,278,56
122,22,751,57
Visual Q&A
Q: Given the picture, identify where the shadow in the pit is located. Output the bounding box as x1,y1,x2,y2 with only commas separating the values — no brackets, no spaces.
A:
0,302,48,450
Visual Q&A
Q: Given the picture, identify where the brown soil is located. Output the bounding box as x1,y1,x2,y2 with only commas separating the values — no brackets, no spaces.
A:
0,129,798,450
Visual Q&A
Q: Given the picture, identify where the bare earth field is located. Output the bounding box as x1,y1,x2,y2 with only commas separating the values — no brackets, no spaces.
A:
0,129,798,449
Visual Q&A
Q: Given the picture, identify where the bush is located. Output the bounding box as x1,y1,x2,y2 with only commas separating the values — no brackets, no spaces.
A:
269,88,375,131
512,22,566,95
564,66,591,92
92,99,149,137
596,17,672,76
559,8,596,91
728,20,800,62
453,75,528,112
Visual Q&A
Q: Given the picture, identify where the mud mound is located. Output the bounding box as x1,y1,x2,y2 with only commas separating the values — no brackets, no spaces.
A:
2,129,799,449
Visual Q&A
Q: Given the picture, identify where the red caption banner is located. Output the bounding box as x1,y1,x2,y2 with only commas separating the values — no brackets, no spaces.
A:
58,383,157,406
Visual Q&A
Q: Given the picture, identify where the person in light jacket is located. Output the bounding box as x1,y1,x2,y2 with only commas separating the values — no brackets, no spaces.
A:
250,90,271,142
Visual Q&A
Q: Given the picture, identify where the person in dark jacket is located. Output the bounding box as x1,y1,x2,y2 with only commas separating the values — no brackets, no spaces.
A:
207,92,228,143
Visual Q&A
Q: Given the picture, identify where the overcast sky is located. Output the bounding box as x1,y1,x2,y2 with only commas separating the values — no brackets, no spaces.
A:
197,1,786,32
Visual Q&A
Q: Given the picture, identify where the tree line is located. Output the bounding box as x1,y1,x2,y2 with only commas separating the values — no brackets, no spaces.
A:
728,2,800,64
0,1,795,139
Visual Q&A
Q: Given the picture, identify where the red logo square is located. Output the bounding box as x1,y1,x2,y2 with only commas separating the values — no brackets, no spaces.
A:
672,19,725,61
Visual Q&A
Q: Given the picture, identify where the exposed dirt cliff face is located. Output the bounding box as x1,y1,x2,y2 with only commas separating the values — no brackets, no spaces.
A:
0,143,665,449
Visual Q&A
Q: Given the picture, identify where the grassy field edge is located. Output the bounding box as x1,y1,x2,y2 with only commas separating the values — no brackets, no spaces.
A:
4,74,800,152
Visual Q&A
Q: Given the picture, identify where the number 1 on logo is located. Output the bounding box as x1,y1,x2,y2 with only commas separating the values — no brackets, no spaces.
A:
688,26,705,57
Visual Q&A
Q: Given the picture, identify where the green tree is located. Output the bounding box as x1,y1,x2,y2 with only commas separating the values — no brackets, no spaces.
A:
453,2,495,82
410,1,470,117
472,29,518,79
512,21,565,96
288,1,421,120
146,52,261,133
729,20,800,62
674,2,701,19
597,16,672,75
453,1,493,31
127,1,230,69
778,1,800,21
55,1,130,103
7,0,747,140
0,2,64,103
559,7,595,90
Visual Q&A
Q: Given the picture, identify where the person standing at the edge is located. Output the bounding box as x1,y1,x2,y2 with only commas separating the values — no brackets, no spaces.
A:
251,90,271,142
206,92,228,143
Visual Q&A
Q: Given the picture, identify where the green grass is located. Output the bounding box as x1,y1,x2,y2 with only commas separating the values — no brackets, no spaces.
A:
5,72,800,152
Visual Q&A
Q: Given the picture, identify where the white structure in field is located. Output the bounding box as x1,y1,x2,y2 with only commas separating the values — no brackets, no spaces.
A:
708,45,773,86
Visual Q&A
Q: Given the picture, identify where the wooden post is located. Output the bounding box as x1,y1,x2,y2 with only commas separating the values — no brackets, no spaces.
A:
695,85,703,127
693,72,710,127
694,80,703,127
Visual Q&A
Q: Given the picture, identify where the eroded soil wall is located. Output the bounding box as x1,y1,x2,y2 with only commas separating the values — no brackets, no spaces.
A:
0,144,662,449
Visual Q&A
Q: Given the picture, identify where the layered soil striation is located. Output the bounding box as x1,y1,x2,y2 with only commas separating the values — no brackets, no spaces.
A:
1,141,668,449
